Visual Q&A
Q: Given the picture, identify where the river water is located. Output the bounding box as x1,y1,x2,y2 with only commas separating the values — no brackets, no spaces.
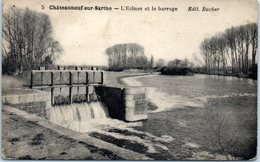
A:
49,74,257,160
127,74,257,160
134,74,257,112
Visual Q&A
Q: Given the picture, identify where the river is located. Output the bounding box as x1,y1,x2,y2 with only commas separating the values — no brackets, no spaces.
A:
48,72,257,160
123,74,257,160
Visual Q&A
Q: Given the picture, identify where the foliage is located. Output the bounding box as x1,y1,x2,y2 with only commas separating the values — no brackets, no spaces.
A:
167,58,194,68
160,67,193,75
2,7,62,74
156,58,165,68
106,43,149,71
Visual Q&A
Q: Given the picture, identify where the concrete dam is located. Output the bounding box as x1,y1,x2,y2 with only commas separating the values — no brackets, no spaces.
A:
2,67,148,133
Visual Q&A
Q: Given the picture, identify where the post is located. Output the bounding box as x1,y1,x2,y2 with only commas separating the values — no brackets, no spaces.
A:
51,87,54,106
31,71,34,88
51,72,54,86
86,71,89,102
69,72,73,104
60,71,62,85
86,72,89,85
101,71,104,84
93,71,95,84
41,72,43,90
50,72,54,105
86,86,89,102
77,71,79,84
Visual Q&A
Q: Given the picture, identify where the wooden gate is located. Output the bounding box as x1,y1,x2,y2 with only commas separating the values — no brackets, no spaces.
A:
30,69,104,106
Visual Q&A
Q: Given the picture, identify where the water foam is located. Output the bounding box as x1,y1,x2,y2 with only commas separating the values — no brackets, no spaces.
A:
49,101,174,153
49,102,109,132
121,75,204,112
121,75,257,113
197,93,257,102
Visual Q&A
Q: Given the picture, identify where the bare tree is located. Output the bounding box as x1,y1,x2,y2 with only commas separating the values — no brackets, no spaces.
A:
199,23,257,78
2,7,62,74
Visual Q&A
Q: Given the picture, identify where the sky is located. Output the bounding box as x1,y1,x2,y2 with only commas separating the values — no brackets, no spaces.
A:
3,0,258,66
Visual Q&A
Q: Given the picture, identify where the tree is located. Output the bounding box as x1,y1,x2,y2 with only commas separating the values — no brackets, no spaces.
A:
2,7,62,74
248,23,258,66
167,59,182,68
106,43,149,70
156,58,165,68
199,23,257,78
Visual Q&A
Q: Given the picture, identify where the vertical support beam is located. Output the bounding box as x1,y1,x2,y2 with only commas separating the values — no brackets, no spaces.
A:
51,72,54,86
69,72,73,104
86,72,89,85
69,87,73,104
86,72,89,102
41,72,43,90
77,71,79,84
31,71,34,88
51,72,54,106
60,71,62,85
93,71,95,84
86,86,89,102
101,71,104,84
51,87,54,106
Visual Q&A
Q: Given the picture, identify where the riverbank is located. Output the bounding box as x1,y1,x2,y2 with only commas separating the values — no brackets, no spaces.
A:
194,72,257,80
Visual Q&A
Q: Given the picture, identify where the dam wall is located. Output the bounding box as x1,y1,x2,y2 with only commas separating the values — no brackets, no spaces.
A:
2,86,148,122
2,89,51,117
95,86,148,122
3,69,148,122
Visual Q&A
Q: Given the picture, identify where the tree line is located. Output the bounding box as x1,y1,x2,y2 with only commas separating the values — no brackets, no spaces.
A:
106,43,152,71
2,7,62,74
200,23,257,78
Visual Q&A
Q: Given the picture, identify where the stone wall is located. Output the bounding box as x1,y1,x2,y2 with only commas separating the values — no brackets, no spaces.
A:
6,101,47,117
95,86,125,120
124,88,148,122
2,90,51,118
95,86,148,122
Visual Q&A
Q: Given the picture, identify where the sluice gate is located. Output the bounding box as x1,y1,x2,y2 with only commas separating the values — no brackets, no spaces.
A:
24,67,148,122
30,68,104,105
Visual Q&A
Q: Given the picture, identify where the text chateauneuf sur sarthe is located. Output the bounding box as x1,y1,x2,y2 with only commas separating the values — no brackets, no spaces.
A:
47,5,219,12
47,5,178,12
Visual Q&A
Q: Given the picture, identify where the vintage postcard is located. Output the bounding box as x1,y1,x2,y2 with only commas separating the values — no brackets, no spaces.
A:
2,0,258,160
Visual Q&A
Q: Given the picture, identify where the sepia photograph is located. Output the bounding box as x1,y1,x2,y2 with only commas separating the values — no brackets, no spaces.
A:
1,0,258,160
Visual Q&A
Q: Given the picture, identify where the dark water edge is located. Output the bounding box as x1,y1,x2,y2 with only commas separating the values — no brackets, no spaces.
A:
193,72,257,80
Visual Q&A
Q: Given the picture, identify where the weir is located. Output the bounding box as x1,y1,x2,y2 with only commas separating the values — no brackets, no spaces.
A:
25,67,148,127
49,102,109,132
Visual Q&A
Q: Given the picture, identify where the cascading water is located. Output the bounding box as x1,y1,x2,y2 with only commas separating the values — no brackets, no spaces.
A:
49,98,175,155
49,101,109,132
